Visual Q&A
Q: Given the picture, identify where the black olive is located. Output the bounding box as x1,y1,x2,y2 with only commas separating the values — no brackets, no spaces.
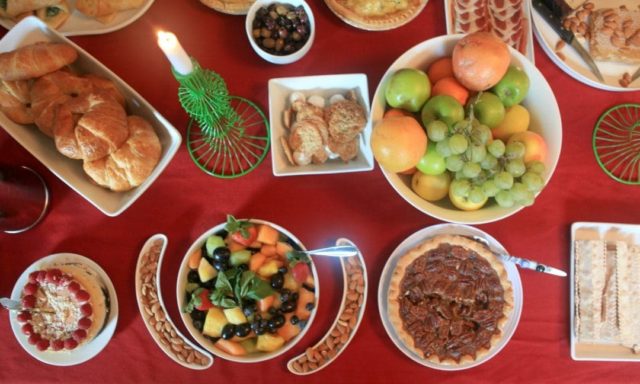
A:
280,301,296,313
279,289,291,302
290,315,299,325
221,324,236,340
270,272,284,289
193,319,204,332
278,267,288,274
213,260,228,271
187,270,200,283
242,302,256,318
268,314,285,329
235,323,251,337
213,247,230,262
190,309,206,322
305,302,315,311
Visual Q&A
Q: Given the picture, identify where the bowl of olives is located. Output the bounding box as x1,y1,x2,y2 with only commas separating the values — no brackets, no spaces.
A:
177,216,319,362
245,0,315,64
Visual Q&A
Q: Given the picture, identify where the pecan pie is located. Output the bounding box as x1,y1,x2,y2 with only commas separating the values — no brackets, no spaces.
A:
324,0,428,31
387,234,513,365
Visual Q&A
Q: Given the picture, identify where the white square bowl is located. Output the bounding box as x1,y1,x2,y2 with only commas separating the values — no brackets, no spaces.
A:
268,73,374,176
0,17,181,216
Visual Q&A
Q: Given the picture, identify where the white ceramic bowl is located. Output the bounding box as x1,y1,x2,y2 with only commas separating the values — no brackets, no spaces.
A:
176,219,320,363
245,0,315,65
370,34,562,224
268,73,374,176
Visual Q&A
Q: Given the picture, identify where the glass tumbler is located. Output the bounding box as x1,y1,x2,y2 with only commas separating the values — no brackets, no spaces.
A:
0,165,49,234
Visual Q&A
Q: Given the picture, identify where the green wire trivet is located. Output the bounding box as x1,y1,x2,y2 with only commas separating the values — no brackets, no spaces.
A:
592,103,640,185
173,60,269,178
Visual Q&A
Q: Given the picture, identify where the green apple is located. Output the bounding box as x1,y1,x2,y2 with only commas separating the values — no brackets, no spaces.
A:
470,92,505,128
492,65,530,107
420,94,464,127
416,141,446,175
385,68,431,113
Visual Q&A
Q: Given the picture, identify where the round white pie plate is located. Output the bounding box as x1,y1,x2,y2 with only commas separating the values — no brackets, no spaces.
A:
9,253,119,366
378,223,523,370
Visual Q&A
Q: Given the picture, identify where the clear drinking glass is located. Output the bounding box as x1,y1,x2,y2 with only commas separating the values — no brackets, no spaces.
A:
0,165,49,234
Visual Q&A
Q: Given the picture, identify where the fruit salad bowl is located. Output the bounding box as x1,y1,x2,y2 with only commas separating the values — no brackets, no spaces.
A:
370,34,562,224
176,217,319,363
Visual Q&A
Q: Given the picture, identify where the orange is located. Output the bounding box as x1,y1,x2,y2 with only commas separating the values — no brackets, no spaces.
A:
384,108,413,118
431,76,470,106
371,116,428,173
427,56,454,84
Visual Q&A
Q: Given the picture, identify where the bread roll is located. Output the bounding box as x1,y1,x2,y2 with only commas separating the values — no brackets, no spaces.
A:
75,0,145,17
53,92,128,160
0,80,34,124
0,42,77,81
83,115,161,191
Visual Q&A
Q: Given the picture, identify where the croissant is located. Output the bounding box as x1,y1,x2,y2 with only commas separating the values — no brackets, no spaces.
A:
83,115,161,191
0,42,77,81
75,0,145,17
0,79,34,124
53,92,128,160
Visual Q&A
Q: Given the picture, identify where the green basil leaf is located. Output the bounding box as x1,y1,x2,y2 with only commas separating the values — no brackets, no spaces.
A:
246,276,275,300
215,269,233,293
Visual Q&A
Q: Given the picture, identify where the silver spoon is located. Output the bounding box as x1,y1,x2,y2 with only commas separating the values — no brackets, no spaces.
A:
293,245,359,258
0,297,53,313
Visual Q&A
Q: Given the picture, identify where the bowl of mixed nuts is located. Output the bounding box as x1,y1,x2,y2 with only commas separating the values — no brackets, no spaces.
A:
245,0,315,64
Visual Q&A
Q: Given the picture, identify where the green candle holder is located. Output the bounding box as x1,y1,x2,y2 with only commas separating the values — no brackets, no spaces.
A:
172,60,269,178
592,103,640,185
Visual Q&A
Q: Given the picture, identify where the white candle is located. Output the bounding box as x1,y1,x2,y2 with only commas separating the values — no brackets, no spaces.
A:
157,31,194,75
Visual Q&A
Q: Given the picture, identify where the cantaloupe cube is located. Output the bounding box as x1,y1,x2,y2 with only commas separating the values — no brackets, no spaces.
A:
276,241,293,257
261,244,277,256
277,314,301,342
226,239,247,253
249,252,267,272
188,248,202,269
258,294,275,313
256,224,279,245
215,339,246,356
295,288,315,321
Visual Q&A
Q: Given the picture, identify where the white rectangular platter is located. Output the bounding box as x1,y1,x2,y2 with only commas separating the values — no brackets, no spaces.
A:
0,17,181,216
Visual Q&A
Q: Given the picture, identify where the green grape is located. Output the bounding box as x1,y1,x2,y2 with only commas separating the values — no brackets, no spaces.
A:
471,124,492,145
482,179,500,197
511,182,529,203
505,141,526,159
480,154,498,170
468,186,486,204
452,120,471,135
469,144,487,163
446,154,464,172
449,133,469,155
521,190,535,207
450,179,471,198
527,160,546,174
506,159,526,177
495,190,515,208
436,138,452,157
426,120,448,142
462,162,481,178
454,171,468,180
494,171,514,190
487,139,506,158
522,172,544,192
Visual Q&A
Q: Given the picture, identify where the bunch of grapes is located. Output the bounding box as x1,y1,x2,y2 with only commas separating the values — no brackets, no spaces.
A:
425,116,545,208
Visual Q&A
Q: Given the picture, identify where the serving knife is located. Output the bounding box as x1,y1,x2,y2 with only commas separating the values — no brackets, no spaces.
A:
472,236,567,277
533,0,605,82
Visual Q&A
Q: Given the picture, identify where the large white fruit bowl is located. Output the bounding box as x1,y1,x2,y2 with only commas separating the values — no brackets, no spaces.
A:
370,34,562,224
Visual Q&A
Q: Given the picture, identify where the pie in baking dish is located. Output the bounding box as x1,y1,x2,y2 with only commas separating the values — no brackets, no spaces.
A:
387,234,513,365
324,0,429,30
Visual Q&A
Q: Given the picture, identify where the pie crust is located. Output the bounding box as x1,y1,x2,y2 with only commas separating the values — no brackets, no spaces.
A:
387,234,513,365
324,0,429,31
199,0,255,15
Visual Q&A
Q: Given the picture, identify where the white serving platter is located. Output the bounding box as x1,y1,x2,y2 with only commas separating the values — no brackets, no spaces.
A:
9,253,119,366
0,0,154,36
268,73,374,176
532,0,640,91
444,0,535,63
570,221,640,361
378,223,523,370
0,17,181,216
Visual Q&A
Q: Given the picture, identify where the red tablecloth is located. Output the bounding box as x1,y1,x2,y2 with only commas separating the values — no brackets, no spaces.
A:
2,1,640,383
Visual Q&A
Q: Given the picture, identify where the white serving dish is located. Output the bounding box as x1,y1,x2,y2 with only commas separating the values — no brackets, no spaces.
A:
245,0,315,65
378,223,523,370
532,0,640,91
443,0,534,63
269,73,374,176
570,222,640,361
0,17,181,216
370,34,562,224
0,0,154,36
9,253,119,366
176,219,320,363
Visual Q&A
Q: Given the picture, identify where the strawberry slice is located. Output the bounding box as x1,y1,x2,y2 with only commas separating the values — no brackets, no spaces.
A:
64,338,78,350
17,311,31,323
36,339,50,351
80,303,93,316
291,262,310,283
27,333,41,345
23,283,38,296
78,317,92,330
72,329,87,341
21,295,36,309
226,215,258,247
75,290,90,303
21,323,34,335
51,339,64,351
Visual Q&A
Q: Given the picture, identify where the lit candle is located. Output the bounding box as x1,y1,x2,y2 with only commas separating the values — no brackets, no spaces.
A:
157,31,194,75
